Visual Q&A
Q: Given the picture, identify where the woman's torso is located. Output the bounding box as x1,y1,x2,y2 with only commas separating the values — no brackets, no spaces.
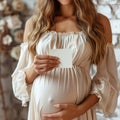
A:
31,30,93,114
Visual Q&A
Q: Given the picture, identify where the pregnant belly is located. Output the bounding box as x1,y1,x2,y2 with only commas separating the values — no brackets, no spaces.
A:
32,67,91,114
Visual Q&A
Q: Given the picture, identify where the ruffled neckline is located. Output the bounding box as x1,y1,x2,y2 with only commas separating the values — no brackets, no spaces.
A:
46,30,83,35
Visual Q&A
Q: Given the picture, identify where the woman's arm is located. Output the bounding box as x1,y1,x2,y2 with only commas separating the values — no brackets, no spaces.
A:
75,94,99,115
77,13,113,114
25,64,38,84
23,16,39,84
23,17,60,84
77,13,113,115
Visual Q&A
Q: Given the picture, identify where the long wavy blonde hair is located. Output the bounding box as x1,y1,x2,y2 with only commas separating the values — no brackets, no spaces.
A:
28,0,107,65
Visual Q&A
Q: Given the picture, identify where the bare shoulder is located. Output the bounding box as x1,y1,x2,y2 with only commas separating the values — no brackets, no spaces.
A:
23,15,37,42
97,13,112,43
27,15,37,24
25,15,37,30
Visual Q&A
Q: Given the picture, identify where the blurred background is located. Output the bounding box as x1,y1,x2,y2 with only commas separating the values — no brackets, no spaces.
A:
0,0,120,120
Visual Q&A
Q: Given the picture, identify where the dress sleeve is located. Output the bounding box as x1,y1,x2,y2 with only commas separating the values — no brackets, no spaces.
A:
11,42,33,107
90,43,120,116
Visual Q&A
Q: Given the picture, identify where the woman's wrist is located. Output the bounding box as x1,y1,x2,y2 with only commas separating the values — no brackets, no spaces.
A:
76,103,87,116
76,94,99,116
25,64,39,84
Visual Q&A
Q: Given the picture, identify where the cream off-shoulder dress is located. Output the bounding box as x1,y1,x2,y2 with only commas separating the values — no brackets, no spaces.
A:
12,31,119,120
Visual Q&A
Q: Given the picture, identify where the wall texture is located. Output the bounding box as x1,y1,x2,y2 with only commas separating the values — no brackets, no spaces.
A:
22,0,34,8
0,0,120,120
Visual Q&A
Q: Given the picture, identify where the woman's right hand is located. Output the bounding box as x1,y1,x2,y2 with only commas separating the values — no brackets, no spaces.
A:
33,55,60,74
25,55,60,84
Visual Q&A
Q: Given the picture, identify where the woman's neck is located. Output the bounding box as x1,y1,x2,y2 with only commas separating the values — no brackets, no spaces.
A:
59,4,75,18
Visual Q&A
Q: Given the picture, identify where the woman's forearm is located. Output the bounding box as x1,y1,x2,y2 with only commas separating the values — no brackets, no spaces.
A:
77,94,99,115
25,65,39,84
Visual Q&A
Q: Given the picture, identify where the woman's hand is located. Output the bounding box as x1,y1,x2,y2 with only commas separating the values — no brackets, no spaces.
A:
42,104,84,120
33,55,60,74
25,55,60,84
42,95,99,120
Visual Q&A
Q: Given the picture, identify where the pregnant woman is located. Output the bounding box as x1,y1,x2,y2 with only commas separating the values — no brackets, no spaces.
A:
12,0,119,120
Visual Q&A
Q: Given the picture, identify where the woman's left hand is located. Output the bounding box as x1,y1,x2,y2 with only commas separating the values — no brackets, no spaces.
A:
42,104,80,120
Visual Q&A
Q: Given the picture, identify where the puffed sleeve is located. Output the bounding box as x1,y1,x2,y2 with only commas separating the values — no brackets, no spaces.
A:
90,43,120,116
11,42,33,107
